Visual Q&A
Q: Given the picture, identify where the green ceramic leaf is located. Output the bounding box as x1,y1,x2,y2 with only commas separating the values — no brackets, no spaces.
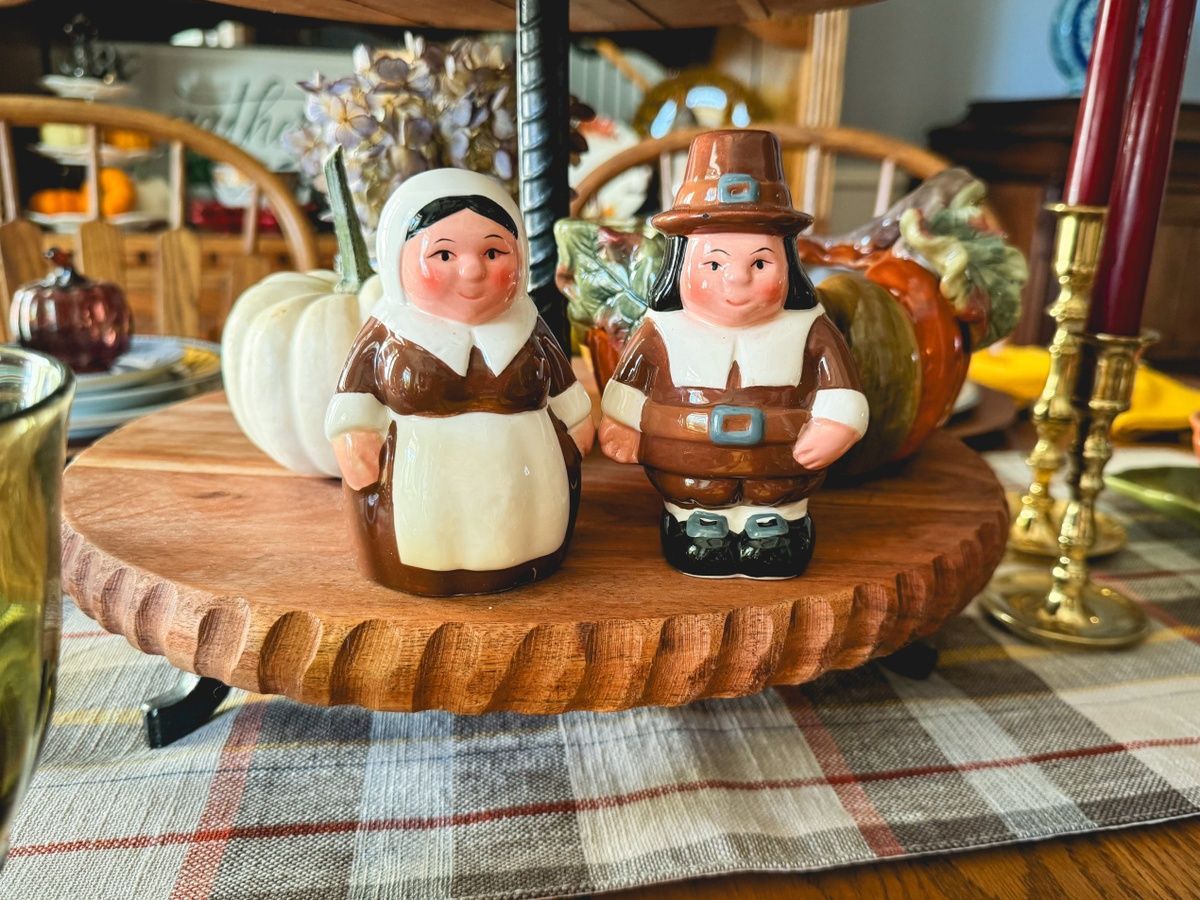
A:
554,218,664,332
897,182,1028,350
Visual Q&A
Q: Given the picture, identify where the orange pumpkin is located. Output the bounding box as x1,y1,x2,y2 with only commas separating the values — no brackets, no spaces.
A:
79,169,137,217
103,129,153,151
864,255,968,460
30,188,83,215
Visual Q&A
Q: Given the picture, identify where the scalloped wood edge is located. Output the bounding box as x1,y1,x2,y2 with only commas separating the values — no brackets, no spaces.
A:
61,504,1006,715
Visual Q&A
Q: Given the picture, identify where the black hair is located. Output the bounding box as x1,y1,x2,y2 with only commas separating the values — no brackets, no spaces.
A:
405,195,519,241
648,233,818,312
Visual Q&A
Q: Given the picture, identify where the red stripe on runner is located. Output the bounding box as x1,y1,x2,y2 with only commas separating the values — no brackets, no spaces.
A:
778,689,905,858
9,735,1200,860
167,700,269,900
62,630,111,639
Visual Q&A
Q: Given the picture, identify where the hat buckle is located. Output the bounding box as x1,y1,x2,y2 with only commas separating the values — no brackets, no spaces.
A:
717,173,760,204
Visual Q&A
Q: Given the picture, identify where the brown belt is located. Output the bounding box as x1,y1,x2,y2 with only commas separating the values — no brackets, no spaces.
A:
642,403,810,446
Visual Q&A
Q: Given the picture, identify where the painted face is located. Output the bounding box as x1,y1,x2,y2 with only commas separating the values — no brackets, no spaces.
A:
679,232,789,328
400,208,520,324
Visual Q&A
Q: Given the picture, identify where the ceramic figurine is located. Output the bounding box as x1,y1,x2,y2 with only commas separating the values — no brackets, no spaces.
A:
599,129,868,579
325,170,595,596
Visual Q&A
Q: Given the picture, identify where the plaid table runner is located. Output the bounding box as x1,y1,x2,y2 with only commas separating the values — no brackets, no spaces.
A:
3,449,1200,900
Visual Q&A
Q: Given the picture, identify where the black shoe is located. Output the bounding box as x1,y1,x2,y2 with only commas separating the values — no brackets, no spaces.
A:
737,514,815,579
660,510,738,577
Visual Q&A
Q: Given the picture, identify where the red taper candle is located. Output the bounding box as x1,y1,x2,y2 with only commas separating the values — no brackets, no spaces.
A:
1088,0,1198,335
1063,0,1141,205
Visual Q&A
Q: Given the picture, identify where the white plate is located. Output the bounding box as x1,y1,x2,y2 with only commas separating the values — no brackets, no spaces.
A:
74,337,186,394
72,337,221,411
40,75,133,102
30,142,157,168
26,210,163,233
69,400,176,441
72,371,221,416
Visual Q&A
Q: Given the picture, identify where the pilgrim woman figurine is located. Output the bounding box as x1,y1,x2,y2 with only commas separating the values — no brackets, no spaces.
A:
599,129,867,579
325,170,594,596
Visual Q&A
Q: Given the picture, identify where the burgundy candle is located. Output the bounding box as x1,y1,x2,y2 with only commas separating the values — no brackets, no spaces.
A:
1088,0,1198,335
1063,0,1141,205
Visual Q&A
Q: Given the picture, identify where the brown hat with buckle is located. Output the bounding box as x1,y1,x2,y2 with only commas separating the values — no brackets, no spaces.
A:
651,129,813,237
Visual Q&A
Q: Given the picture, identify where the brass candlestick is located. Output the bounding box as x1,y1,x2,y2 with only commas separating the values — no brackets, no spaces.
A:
983,330,1156,649
1007,203,1125,559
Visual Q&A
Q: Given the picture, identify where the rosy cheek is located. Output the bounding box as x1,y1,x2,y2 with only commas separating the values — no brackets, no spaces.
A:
685,272,717,302
490,260,517,289
754,273,784,300
419,266,449,295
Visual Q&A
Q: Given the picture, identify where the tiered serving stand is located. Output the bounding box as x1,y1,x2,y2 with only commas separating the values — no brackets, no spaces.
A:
58,0,1009,721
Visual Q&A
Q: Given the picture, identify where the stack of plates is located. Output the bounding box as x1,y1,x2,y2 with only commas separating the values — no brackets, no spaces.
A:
69,336,222,441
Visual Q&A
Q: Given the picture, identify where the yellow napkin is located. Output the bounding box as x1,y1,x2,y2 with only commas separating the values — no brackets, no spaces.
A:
969,344,1200,438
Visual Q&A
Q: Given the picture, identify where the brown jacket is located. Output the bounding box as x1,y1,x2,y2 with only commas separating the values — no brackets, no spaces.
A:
331,315,583,595
337,316,579,418
609,311,861,481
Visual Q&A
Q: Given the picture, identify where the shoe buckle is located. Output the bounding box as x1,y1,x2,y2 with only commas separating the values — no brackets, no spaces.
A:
686,511,729,539
745,514,789,539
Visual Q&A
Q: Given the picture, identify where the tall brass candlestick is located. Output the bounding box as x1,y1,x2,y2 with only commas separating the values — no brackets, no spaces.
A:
1007,204,1125,559
984,330,1155,648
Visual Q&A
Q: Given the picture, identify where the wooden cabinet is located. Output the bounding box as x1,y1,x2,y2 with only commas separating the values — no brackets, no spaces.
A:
931,99,1200,370
40,231,337,341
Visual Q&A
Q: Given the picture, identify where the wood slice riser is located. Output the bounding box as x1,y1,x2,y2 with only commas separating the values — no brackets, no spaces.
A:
61,394,1007,715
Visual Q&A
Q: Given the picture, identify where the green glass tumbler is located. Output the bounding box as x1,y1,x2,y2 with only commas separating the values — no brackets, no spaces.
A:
0,347,73,869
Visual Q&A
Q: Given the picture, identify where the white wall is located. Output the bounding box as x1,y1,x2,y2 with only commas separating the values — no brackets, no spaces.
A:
842,0,1200,144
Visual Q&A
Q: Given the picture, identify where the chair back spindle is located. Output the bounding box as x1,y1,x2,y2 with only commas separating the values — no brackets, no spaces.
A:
156,140,202,337
227,183,272,317
0,121,18,224
0,120,41,340
874,156,897,217
84,124,102,222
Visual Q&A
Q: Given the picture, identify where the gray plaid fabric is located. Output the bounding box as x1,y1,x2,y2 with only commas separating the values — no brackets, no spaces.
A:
3,449,1199,899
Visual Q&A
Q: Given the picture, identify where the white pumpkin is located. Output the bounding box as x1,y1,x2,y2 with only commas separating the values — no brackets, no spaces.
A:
223,271,381,476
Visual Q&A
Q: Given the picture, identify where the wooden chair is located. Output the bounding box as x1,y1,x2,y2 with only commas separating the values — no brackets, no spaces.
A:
570,122,954,229
0,95,319,342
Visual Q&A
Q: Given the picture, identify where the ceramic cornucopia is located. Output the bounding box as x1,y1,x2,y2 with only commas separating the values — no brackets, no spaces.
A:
557,154,1028,476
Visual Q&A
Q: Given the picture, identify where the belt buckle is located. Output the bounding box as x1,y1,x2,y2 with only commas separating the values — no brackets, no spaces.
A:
709,405,764,447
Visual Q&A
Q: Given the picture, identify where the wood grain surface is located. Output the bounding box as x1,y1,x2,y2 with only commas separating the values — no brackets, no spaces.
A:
205,0,885,31
61,392,1007,715
605,816,1200,898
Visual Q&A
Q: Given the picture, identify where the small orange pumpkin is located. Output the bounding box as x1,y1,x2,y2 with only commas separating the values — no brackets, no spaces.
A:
30,188,83,215
79,168,137,217
103,129,153,151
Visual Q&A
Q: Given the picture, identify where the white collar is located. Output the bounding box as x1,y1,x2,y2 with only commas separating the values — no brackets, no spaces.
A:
646,305,825,389
375,295,538,378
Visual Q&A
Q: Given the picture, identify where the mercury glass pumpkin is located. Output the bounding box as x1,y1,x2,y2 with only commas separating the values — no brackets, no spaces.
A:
9,248,132,373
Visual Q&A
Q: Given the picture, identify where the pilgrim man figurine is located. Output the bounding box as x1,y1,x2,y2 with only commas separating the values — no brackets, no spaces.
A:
325,170,595,596
599,130,868,579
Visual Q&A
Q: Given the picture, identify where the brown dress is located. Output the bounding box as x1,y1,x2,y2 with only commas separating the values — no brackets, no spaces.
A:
608,310,861,511
333,315,583,596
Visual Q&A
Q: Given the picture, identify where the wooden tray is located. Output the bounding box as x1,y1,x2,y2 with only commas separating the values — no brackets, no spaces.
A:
61,394,1008,714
